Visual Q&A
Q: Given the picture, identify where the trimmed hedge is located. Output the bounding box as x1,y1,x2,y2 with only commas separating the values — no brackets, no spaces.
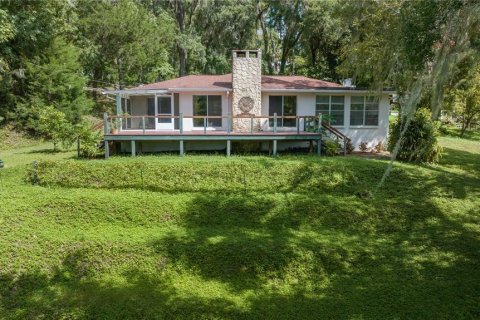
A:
25,157,366,193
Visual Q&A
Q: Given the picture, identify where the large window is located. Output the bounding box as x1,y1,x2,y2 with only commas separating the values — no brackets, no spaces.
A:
350,96,379,126
193,95,222,127
316,96,345,126
269,96,297,127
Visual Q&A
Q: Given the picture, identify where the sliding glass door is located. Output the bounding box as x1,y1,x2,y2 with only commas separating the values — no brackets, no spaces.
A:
269,96,297,127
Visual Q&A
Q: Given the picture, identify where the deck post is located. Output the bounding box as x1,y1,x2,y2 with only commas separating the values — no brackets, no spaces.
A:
296,117,300,134
204,117,207,134
179,140,184,157
273,140,277,157
179,113,183,134
226,140,231,157
142,116,146,134
317,112,322,133
103,112,108,135
226,113,231,134
317,112,322,156
131,140,136,157
116,93,122,130
273,113,277,133
105,140,109,159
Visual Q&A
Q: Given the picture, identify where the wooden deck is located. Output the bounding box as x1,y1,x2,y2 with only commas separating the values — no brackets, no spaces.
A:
102,113,333,158
105,130,320,141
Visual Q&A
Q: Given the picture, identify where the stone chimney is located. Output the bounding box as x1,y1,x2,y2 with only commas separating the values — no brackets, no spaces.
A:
231,50,262,132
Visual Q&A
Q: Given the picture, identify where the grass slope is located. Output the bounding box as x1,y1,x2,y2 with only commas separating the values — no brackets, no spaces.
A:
0,138,479,319
0,125,39,151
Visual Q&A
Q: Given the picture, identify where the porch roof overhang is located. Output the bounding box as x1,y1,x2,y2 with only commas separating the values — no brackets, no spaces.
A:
103,88,231,95
103,89,170,95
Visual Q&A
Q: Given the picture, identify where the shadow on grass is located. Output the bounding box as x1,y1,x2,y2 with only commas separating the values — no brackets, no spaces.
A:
23,148,72,154
1,187,479,319
0,251,243,319
2,148,480,319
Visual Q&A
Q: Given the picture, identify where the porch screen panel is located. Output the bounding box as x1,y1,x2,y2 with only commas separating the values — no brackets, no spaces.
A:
350,96,364,126
157,97,171,123
283,96,296,127
146,98,155,129
193,96,207,127
208,95,222,127
269,96,282,127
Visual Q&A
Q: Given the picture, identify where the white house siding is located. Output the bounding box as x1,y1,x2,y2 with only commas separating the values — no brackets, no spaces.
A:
340,94,390,150
175,91,230,131
261,92,390,150
126,91,390,152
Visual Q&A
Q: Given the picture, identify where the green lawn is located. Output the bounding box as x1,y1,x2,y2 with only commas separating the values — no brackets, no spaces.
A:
0,137,479,319
441,126,480,141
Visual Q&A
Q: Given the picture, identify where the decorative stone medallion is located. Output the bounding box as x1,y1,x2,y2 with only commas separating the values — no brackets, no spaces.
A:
238,96,254,114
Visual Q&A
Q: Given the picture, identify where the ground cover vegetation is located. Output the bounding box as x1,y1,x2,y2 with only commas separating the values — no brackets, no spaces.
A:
0,135,479,319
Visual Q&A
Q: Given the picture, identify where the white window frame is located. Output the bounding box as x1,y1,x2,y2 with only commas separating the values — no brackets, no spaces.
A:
269,95,297,127
315,95,345,127
350,96,379,127
193,95,223,128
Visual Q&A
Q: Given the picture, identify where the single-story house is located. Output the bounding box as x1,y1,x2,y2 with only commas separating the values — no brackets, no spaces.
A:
103,50,393,157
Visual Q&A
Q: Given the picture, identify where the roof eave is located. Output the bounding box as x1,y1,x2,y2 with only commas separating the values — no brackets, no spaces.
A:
261,88,396,94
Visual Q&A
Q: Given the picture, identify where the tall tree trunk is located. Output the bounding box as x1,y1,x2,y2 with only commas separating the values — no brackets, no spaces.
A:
179,47,187,76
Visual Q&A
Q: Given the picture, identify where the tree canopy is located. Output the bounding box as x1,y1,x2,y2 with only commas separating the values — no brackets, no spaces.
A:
0,0,479,132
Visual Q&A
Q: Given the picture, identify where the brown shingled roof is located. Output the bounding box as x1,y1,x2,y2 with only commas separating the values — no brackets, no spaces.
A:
132,74,341,91
262,75,341,89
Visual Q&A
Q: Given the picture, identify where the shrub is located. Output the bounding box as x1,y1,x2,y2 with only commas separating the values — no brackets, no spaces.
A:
324,140,340,156
388,108,443,163
345,140,354,154
359,142,369,152
36,105,73,151
374,141,385,153
74,123,102,158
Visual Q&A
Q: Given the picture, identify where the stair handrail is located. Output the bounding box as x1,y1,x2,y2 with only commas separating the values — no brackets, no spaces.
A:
321,121,350,141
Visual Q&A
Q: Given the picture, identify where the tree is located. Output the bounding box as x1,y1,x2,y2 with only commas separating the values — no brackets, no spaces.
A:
159,0,202,76
23,37,92,123
36,106,72,151
77,0,175,87
260,0,304,75
338,0,480,116
195,0,258,74
0,0,71,124
449,64,480,136
388,108,443,163
296,0,348,80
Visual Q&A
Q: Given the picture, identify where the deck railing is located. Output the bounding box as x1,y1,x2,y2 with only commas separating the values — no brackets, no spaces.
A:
102,112,351,157
104,113,324,135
